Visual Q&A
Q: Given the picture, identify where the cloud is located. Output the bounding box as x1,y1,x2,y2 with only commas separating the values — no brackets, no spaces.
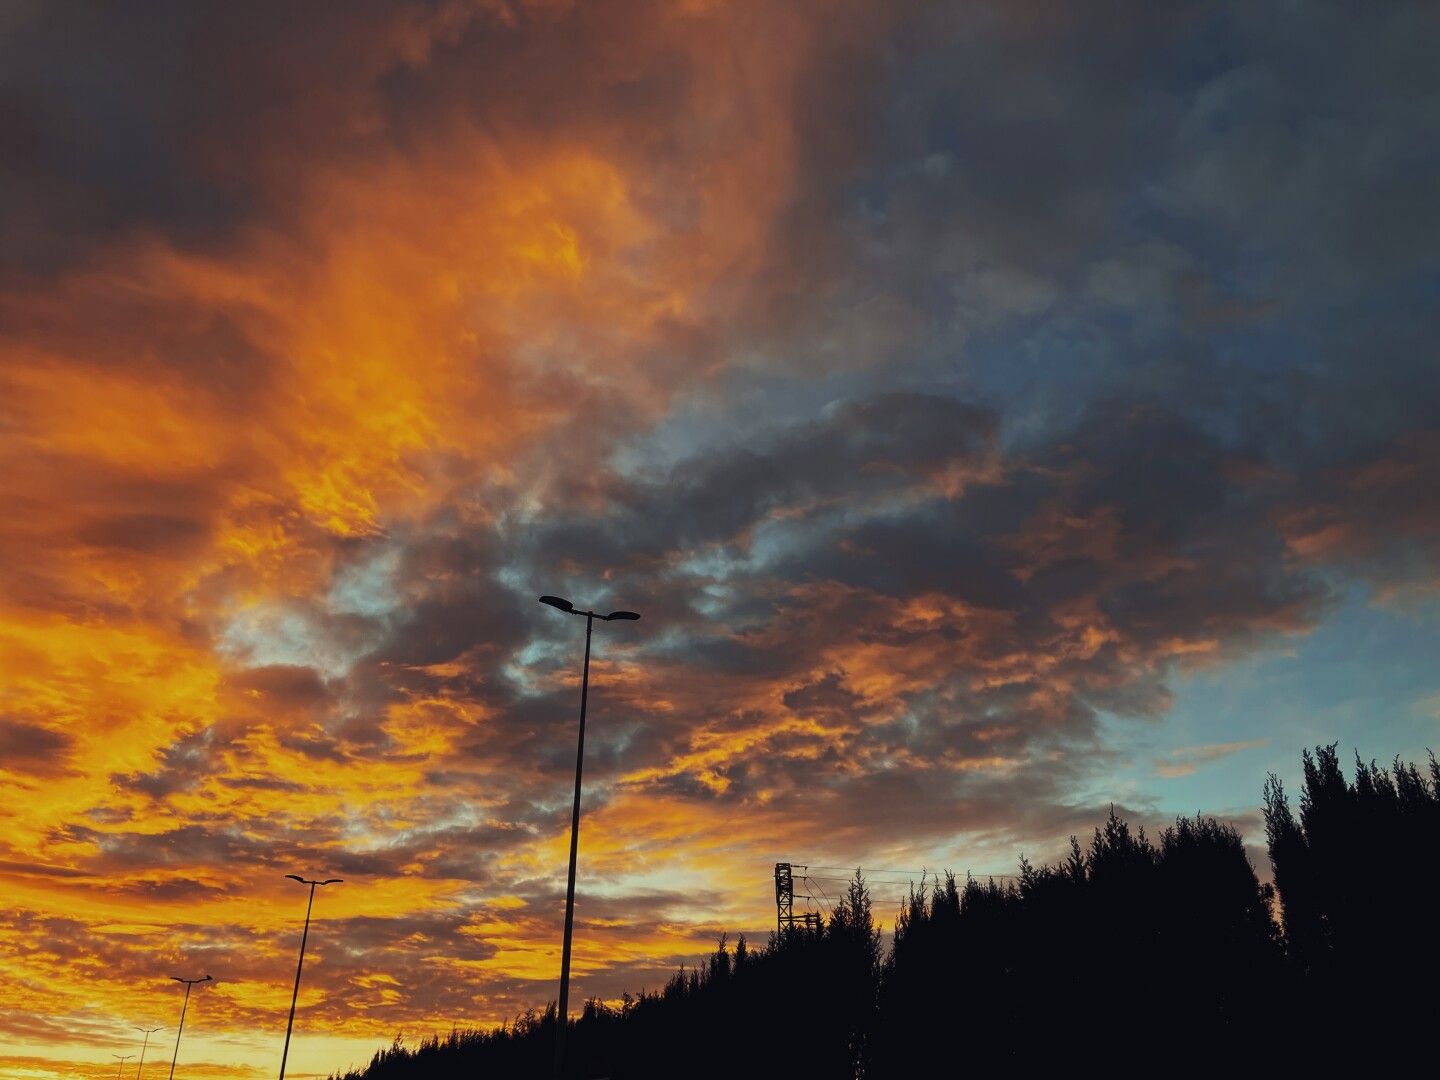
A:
0,717,74,776
0,2,1437,1077
1155,738,1270,779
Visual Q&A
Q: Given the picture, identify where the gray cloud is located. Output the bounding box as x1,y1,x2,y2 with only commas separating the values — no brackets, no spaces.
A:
0,717,75,776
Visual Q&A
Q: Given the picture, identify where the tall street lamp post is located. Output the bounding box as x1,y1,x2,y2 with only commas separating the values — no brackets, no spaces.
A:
538,594,640,1079
279,874,343,1080
113,1054,134,1079
166,974,211,1080
135,1025,162,1079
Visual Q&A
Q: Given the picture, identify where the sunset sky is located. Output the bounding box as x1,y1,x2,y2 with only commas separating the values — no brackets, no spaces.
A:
2,2,1438,1077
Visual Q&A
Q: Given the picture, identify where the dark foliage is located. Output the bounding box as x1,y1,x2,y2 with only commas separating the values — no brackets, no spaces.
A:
1263,744,1440,1044
878,810,1281,1070
332,746,1438,1078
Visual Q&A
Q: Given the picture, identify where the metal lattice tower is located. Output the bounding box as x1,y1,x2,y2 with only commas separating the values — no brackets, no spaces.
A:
774,862,794,933
774,862,822,933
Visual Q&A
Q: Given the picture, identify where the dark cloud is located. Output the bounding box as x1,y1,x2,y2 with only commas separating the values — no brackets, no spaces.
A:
76,512,210,554
0,717,74,776
224,664,333,709
113,728,218,800
478,388,1333,814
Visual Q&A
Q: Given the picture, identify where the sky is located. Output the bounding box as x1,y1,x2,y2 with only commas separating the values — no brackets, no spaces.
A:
1,1,1438,1076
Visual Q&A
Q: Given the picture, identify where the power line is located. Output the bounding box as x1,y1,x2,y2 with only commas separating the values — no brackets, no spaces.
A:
794,869,1019,881
797,866,1019,882
801,873,835,918
794,869,927,881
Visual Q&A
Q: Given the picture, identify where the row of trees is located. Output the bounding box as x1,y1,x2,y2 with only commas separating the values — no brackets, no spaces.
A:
335,745,1439,1077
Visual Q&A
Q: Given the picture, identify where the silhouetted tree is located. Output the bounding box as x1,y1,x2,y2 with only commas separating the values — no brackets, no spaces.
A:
330,745,1436,1079
1263,744,1440,1045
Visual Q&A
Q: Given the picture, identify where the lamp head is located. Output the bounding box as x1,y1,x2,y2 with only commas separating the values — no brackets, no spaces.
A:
538,595,574,613
604,611,641,621
322,878,344,885
286,874,305,883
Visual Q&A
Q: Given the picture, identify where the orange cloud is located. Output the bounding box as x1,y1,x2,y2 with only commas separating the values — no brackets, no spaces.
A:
0,5,847,1076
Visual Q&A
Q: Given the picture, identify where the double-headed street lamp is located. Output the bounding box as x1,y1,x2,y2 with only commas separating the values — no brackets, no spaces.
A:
279,874,343,1080
134,1025,162,1079
538,595,640,1080
113,1054,134,1079
166,975,211,1080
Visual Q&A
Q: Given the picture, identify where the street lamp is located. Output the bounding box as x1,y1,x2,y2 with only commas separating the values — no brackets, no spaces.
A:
113,1054,134,1079
134,1026,162,1079
538,594,640,1079
166,974,211,1080
279,874,343,1080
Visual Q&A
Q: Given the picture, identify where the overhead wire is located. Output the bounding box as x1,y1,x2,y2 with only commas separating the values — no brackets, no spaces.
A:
799,870,1019,885
795,863,1019,878
801,872,836,917
792,867,1018,922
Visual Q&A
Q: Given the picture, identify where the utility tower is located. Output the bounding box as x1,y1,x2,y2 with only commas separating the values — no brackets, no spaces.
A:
774,863,821,933
775,862,793,933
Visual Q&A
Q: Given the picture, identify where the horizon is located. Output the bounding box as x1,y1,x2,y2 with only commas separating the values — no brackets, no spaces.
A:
1,3,1437,1078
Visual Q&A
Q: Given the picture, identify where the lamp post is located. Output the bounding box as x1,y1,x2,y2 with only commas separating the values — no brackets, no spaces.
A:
538,594,640,1079
166,974,211,1080
135,1026,161,1079
279,874,343,1080
113,1054,134,1079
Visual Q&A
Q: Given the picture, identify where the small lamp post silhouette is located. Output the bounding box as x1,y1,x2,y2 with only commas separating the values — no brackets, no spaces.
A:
166,974,211,1080
134,1026,162,1078
279,874,342,1080
538,594,640,1079
113,1054,134,1079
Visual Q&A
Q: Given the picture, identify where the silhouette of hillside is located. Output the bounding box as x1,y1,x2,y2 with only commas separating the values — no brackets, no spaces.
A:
332,745,1439,1078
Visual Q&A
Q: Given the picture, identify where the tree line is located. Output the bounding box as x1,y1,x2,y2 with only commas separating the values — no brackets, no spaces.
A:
333,744,1440,1077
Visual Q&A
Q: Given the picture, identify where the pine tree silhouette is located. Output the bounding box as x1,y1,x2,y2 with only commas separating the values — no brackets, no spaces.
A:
329,745,1437,1078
